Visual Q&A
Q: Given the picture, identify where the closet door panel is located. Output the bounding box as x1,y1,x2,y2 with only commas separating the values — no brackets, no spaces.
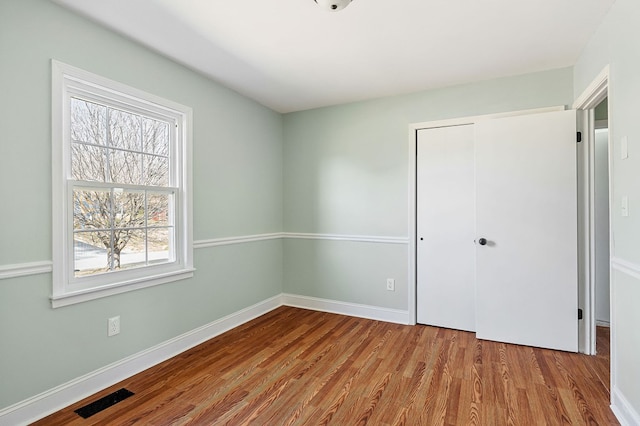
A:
417,125,476,331
475,110,578,352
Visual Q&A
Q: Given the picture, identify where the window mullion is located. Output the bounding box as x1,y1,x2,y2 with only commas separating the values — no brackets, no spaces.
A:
73,181,178,193
72,139,168,160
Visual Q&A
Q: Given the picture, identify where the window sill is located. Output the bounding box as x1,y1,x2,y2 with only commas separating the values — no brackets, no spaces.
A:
50,268,195,308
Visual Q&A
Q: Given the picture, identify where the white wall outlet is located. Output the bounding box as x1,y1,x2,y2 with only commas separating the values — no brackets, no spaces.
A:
108,316,120,337
386,278,395,291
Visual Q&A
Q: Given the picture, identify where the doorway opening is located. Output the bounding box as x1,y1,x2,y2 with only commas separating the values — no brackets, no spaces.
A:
594,98,610,337
593,98,610,357
573,65,610,355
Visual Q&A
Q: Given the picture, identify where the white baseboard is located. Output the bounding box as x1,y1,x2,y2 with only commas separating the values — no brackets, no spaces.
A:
0,295,283,426
595,319,610,327
611,386,640,426
282,293,410,325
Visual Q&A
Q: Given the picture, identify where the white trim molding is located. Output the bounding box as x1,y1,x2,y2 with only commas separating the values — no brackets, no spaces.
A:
0,261,53,280
194,232,410,249
0,295,283,426
611,257,640,281
282,293,410,325
573,65,610,110
50,269,195,309
283,232,409,245
194,233,282,249
409,105,565,132
611,386,640,426
573,66,610,356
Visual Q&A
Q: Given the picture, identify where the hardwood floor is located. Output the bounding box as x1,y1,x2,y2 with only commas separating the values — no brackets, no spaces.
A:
34,307,618,425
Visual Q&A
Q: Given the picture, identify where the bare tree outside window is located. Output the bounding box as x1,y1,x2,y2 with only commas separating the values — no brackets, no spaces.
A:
71,98,174,276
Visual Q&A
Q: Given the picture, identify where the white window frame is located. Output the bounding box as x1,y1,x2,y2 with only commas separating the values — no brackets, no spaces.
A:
51,60,193,308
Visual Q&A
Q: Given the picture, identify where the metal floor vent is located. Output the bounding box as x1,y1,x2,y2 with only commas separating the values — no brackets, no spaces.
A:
74,388,134,419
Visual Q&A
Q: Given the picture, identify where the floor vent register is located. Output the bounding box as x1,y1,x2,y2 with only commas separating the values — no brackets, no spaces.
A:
74,388,135,419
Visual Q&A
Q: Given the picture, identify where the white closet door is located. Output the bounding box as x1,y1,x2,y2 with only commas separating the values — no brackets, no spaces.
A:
475,110,578,352
417,125,476,331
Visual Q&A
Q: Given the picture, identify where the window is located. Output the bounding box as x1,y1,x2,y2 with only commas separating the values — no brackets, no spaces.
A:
52,60,193,307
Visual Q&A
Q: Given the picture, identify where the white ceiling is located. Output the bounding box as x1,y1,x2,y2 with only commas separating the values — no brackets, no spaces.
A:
52,0,615,113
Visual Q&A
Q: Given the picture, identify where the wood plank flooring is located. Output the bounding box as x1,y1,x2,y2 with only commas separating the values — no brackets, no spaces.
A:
34,307,618,425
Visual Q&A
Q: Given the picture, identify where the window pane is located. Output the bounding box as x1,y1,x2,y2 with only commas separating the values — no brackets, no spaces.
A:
148,227,172,264
72,143,108,182
112,190,145,228
74,230,111,277
148,193,171,226
110,149,142,185
109,109,141,151
73,189,112,231
143,154,169,186
118,229,147,270
143,118,169,156
70,98,106,145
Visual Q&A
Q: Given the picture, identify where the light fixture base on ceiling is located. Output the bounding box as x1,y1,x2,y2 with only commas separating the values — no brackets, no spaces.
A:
314,0,353,12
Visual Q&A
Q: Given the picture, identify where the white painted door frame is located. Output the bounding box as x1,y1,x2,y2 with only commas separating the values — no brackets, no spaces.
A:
407,106,565,326
573,65,611,356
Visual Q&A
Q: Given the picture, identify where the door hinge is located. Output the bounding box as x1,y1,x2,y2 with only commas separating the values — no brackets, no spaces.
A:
577,132,582,143
578,308,583,320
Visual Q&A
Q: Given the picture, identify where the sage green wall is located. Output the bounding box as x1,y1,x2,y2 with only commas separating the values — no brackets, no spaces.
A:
0,0,283,409
282,68,574,309
574,0,640,418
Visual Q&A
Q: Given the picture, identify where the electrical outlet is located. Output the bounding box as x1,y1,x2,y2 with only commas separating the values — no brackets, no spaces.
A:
108,316,120,337
386,278,395,291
